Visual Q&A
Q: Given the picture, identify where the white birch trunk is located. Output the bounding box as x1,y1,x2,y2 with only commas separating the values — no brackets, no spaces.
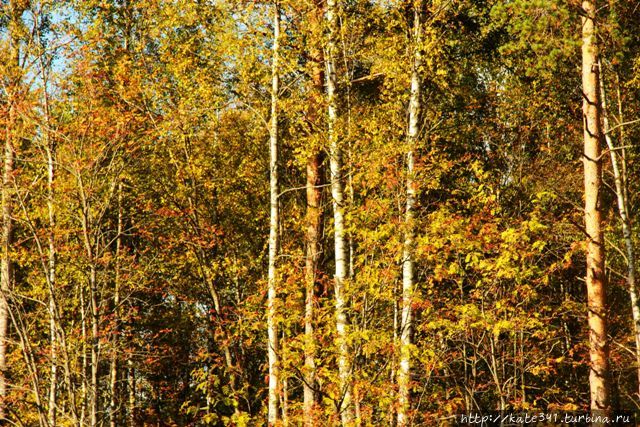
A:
397,2,422,424
326,0,352,423
0,97,14,424
45,92,58,427
267,3,281,424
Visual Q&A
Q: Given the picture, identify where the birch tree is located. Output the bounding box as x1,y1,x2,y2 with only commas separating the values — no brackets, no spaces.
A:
397,0,422,424
39,36,58,427
267,2,281,424
109,180,123,427
326,0,352,423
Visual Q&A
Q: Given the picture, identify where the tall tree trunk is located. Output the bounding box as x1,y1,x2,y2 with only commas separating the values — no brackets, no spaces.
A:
44,76,58,427
47,184,57,427
0,1,22,418
34,33,60,423
79,178,99,427
267,3,281,424
110,181,124,427
580,0,610,413
0,123,12,417
326,0,352,423
0,120,13,424
304,3,325,423
397,2,422,424
112,4,131,422
599,66,640,397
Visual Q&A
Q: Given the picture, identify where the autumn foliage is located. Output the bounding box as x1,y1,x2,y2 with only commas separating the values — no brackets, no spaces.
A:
1,0,640,425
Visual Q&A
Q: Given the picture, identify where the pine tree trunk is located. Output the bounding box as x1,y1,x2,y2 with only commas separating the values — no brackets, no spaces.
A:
580,0,610,413
599,67,640,397
304,4,324,422
267,3,281,424
326,0,352,423
397,2,421,424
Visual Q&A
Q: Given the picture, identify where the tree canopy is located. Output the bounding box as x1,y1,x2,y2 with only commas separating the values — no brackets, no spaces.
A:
1,0,640,425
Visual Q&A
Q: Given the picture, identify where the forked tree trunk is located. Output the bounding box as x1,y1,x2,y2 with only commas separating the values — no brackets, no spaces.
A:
326,0,352,423
599,66,640,397
397,1,422,424
78,177,99,427
580,0,610,413
267,3,281,424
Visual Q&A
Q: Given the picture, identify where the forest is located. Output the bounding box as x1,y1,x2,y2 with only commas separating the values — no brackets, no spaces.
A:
1,0,640,425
